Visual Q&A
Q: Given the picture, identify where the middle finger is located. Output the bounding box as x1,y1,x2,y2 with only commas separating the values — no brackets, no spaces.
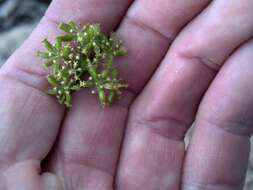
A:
117,1,253,189
47,0,212,189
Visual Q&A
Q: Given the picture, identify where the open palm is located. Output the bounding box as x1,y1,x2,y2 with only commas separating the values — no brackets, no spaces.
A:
1,0,253,189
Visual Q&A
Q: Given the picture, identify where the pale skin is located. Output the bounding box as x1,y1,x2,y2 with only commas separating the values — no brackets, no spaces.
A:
1,0,253,189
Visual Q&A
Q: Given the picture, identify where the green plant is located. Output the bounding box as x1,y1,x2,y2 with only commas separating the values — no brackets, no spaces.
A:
37,21,128,107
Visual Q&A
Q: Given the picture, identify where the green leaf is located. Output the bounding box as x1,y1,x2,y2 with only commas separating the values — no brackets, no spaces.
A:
61,69,70,79
101,70,109,79
68,21,78,30
110,33,120,43
62,46,71,58
55,37,62,50
37,51,50,59
114,47,127,56
87,64,97,80
59,23,73,33
108,90,115,105
71,85,80,91
111,68,119,78
79,80,93,88
45,60,54,67
103,83,114,90
59,94,66,104
42,39,56,52
58,34,76,42
52,62,61,70
65,93,72,107
91,24,101,34
98,90,106,106
47,75,59,86
106,55,113,67
47,88,57,95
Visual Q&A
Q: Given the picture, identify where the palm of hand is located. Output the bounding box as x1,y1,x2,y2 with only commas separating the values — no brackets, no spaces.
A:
1,0,253,190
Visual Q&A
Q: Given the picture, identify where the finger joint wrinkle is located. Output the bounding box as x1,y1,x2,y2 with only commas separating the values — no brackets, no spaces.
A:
176,52,221,73
131,112,190,141
198,115,253,137
0,65,49,93
125,15,175,43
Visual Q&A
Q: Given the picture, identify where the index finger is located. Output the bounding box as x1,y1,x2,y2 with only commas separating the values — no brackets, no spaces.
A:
0,0,132,179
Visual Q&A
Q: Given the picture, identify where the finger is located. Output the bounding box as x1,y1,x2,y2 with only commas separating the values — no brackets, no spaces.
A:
117,0,211,92
182,39,253,190
45,0,132,33
0,7,65,169
0,0,132,186
46,0,212,189
116,1,253,189
2,160,63,190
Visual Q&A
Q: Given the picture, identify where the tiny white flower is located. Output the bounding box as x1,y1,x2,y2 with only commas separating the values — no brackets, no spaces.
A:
69,54,74,59
78,37,83,41
73,62,78,68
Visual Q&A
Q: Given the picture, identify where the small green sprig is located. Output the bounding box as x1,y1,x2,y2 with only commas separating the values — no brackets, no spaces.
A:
37,21,128,107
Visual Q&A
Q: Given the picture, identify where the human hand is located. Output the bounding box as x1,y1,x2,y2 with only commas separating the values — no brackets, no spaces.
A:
1,0,253,189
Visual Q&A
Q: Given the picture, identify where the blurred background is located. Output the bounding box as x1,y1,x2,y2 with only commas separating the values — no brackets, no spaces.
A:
0,0,49,65
0,0,252,189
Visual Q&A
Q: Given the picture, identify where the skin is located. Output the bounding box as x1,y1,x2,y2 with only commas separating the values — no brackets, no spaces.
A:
0,0,253,189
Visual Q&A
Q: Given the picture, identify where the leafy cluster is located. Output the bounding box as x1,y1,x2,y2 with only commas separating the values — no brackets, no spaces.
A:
37,21,127,107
